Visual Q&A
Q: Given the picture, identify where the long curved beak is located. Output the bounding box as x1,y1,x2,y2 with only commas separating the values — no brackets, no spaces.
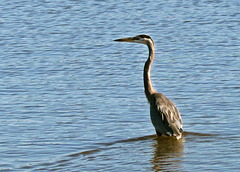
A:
114,37,135,43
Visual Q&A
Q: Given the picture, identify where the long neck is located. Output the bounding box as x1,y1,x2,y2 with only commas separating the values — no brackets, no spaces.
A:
144,41,156,102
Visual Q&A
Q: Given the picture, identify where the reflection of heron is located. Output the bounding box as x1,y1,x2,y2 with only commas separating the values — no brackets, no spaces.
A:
151,137,184,171
114,35,183,139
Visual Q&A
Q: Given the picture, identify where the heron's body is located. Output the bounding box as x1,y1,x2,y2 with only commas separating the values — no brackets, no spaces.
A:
114,34,183,139
149,93,183,139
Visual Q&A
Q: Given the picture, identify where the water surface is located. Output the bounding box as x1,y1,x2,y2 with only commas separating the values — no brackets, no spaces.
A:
0,0,240,171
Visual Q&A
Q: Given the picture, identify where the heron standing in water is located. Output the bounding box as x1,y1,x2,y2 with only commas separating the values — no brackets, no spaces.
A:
114,34,183,139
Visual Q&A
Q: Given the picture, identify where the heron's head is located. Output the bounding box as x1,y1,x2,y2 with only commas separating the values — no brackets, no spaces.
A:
114,34,153,45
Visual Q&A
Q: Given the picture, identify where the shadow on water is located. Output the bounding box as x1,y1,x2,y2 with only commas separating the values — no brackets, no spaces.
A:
183,131,216,137
68,131,217,166
69,134,156,157
20,131,217,170
182,131,218,142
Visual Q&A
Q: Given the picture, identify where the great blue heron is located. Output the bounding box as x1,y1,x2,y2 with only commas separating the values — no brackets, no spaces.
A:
114,34,183,139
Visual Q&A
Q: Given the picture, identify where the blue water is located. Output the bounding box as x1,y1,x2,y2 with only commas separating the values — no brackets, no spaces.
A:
1,0,240,171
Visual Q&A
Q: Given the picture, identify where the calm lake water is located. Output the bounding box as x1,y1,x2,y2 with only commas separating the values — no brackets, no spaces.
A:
1,0,240,171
